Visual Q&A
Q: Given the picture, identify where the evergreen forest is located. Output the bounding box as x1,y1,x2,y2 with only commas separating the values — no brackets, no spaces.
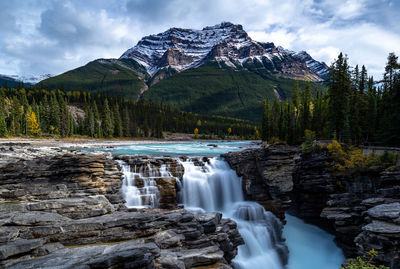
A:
0,88,256,139
261,52,400,146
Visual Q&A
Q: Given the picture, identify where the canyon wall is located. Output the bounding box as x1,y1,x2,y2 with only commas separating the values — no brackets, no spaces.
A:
223,145,400,268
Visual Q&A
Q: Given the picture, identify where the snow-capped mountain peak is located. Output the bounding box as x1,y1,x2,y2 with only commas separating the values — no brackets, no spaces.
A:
120,22,329,81
9,74,53,84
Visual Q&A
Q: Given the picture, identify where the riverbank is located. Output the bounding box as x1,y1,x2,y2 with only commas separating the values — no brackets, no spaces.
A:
0,137,258,149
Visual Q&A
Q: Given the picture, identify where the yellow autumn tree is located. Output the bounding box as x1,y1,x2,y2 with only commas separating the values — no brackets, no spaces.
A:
27,111,40,136
227,127,232,135
194,127,199,139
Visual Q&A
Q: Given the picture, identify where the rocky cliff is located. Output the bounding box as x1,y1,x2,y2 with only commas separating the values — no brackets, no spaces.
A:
223,145,400,268
222,144,299,221
0,145,243,268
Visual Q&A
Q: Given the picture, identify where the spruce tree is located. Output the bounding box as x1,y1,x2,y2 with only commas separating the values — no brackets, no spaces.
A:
328,53,351,142
113,103,123,137
300,82,312,133
92,101,102,138
271,98,280,138
49,95,60,135
123,106,130,137
102,99,113,138
0,108,7,137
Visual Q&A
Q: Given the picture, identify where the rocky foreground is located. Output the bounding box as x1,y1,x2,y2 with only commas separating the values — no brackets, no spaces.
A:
0,144,243,268
223,144,400,268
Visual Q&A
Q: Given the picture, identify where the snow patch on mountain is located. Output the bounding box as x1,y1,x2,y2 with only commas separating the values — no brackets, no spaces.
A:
120,22,329,81
6,74,53,84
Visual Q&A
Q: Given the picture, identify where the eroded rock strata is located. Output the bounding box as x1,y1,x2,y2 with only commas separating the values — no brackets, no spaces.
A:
222,144,299,221
0,146,243,268
223,145,400,268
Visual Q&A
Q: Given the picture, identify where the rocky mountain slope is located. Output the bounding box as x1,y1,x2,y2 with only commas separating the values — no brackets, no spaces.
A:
38,22,328,121
120,22,329,81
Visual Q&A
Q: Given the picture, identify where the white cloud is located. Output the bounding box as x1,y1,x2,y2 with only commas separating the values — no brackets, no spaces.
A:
336,0,367,19
0,0,398,80
307,46,341,65
249,30,297,49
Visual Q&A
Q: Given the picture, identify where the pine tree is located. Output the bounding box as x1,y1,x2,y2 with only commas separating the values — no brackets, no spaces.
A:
292,81,300,109
102,99,113,138
0,108,7,137
49,95,60,135
350,65,361,144
92,101,102,138
271,98,280,138
366,77,377,143
123,106,130,137
59,97,69,137
300,82,312,134
328,53,351,142
113,103,123,137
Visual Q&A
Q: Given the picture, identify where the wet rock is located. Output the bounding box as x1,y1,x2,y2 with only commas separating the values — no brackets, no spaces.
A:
180,246,225,268
155,177,178,209
0,148,243,268
363,220,400,233
367,203,400,220
195,212,222,233
0,238,44,260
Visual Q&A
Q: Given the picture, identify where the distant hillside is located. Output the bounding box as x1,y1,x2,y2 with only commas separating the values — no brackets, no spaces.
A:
0,75,30,88
143,62,326,121
38,58,148,100
38,22,328,122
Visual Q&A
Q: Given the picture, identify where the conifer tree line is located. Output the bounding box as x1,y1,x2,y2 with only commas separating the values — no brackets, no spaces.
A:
261,52,400,146
0,88,256,139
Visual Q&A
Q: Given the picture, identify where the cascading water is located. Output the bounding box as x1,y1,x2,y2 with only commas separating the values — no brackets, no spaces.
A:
118,160,160,208
92,142,344,268
180,157,288,269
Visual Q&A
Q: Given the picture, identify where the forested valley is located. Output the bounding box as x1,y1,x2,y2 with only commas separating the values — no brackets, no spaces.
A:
0,88,256,139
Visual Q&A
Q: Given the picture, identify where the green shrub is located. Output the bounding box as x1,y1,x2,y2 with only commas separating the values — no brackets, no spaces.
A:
302,130,318,154
341,250,389,269
326,141,399,172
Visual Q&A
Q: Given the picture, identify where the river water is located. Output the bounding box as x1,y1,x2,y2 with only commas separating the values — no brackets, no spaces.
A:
85,141,345,268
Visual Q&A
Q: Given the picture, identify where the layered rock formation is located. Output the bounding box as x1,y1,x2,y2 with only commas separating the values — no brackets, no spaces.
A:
116,155,184,209
222,144,299,220
223,145,400,268
0,145,243,268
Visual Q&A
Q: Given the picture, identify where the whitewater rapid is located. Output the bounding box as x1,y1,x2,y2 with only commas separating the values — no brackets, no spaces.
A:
180,157,287,269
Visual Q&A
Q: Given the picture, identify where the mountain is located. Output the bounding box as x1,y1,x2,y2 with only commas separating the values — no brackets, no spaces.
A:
120,22,329,81
38,22,329,121
38,58,148,100
10,74,52,85
0,74,52,88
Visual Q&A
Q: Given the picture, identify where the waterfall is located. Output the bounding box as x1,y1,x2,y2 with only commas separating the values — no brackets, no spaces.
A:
180,157,288,269
118,160,160,208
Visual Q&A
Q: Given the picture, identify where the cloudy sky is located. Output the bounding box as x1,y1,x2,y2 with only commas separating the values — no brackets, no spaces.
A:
0,0,399,79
